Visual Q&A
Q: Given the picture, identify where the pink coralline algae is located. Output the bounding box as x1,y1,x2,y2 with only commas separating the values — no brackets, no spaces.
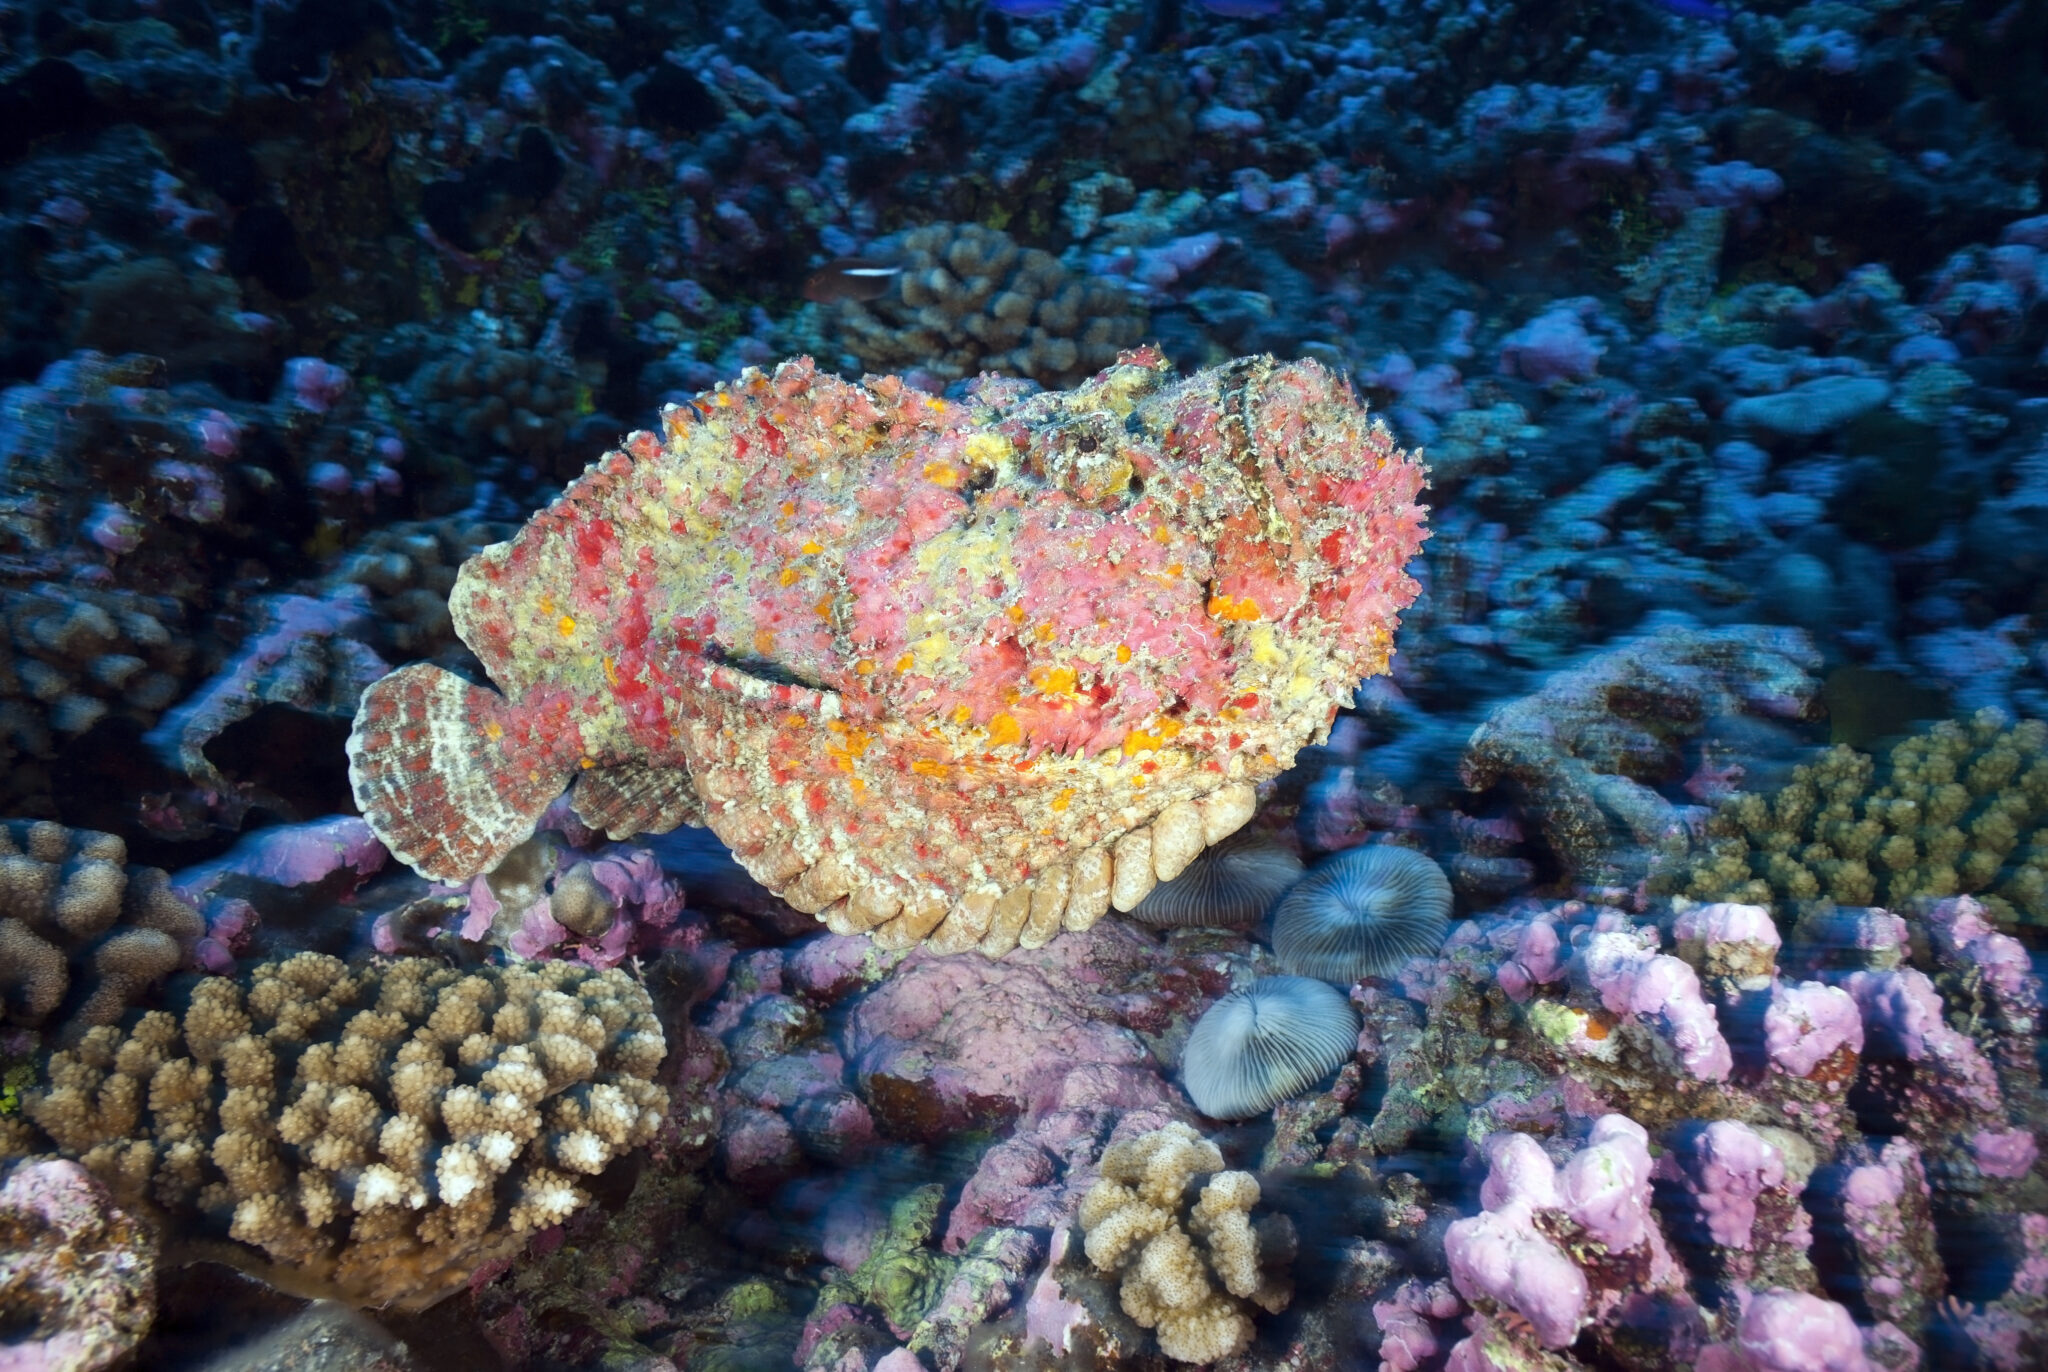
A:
0,1159,157,1372
1578,930,1736,1081
348,350,1429,954
1446,1116,1685,1356
1700,1289,1875,1372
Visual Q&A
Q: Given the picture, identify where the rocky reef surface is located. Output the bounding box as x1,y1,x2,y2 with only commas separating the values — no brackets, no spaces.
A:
2,0,2047,1368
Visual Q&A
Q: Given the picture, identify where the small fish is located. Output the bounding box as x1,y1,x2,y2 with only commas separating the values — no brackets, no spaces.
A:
1199,0,1287,16
985,0,1072,16
802,258,902,304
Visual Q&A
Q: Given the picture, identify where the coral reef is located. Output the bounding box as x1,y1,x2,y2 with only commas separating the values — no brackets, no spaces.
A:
348,350,1429,955
374,831,696,968
0,818,204,1037
8,953,668,1310
1669,709,2048,929
1458,625,1824,893
0,1158,157,1372
1076,1121,1293,1363
824,222,1146,389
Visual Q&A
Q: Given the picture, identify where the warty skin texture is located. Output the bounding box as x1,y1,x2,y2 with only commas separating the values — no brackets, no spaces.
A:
349,349,1429,955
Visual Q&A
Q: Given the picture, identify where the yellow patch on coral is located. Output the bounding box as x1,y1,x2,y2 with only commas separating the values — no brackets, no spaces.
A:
855,659,877,676
1051,787,1076,812
1248,624,1283,666
987,714,1023,748
484,721,504,741
894,655,914,672
911,759,950,778
952,705,974,725
1116,644,1133,664
557,616,577,637
801,540,823,555
779,566,801,586
754,628,776,655
923,460,962,488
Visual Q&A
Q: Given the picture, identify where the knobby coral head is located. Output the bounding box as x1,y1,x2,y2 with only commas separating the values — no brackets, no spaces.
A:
348,348,1430,956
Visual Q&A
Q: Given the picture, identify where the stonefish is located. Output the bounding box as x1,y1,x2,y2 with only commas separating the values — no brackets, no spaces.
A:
349,348,1428,955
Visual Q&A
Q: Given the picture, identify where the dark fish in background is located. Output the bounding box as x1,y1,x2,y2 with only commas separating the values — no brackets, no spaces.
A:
802,258,903,304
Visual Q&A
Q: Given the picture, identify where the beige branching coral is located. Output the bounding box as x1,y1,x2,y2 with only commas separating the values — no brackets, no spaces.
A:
0,818,204,1037
1671,709,2048,927
12,953,668,1310
1076,1121,1294,1363
825,222,1144,387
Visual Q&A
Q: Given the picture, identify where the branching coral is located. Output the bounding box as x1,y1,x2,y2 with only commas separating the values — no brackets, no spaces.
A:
823,222,1145,388
1076,1121,1294,1363
0,819,204,1037
1668,709,2048,928
9,953,668,1310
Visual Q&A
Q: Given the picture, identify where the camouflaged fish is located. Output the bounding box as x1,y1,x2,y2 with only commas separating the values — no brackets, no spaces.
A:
347,349,1429,955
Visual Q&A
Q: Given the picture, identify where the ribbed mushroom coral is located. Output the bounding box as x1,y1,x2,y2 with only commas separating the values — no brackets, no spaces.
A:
1076,1121,1294,1364
1180,975,1359,1120
1124,829,1305,928
1272,844,1453,984
9,952,668,1311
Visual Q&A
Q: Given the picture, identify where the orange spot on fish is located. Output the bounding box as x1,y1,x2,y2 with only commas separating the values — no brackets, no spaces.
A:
1206,595,1262,622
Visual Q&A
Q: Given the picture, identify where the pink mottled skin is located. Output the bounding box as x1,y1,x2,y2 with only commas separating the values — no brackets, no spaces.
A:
350,351,1432,929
